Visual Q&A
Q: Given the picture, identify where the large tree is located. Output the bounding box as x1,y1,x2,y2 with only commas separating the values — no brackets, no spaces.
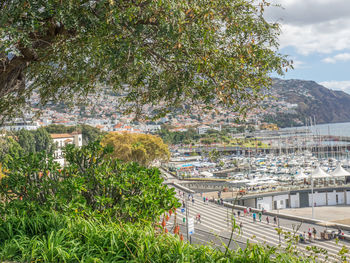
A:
0,136,23,165
0,0,291,119
16,129,36,154
101,132,170,166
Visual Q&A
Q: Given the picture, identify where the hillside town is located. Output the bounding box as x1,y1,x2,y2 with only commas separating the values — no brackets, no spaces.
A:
1,84,302,135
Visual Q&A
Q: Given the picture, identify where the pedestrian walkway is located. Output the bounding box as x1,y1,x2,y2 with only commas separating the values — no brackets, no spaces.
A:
168,191,350,262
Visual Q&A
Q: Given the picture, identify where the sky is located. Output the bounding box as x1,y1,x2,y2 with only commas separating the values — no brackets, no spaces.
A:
265,0,350,94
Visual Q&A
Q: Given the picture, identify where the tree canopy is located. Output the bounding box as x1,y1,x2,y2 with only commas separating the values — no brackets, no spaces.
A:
101,132,170,166
15,128,55,155
0,0,291,119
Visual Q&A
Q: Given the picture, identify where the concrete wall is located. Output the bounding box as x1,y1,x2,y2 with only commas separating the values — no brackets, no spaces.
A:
327,190,345,205
290,193,300,208
244,198,256,208
273,194,289,209
308,192,327,207
307,190,345,206
347,191,350,204
328,191,337,206
337,191,345,205
299,192,309,208
257,196,272,211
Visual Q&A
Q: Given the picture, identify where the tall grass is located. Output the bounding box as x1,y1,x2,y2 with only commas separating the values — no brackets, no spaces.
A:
0,208,307,263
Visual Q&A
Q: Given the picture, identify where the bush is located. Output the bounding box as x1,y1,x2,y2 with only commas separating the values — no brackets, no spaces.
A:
0,209,306,263
0,141,179,223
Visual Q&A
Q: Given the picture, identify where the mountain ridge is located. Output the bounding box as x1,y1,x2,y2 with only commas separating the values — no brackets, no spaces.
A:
266,78,350,127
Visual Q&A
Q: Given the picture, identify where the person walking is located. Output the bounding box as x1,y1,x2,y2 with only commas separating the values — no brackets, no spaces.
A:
253,213,256,222
266,216,269,224
239,222,243,233
197,213,201,223
237,211,241,217
205,197,208,204
192,197,195,205
273,216,277,225
258,212,262,222
312,227,317,240
308,229,312,241
244,208,247,217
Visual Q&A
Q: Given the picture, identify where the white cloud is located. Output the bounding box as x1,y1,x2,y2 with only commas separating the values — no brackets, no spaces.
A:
265,1,350,55
319,81,350,94
322,53,350,63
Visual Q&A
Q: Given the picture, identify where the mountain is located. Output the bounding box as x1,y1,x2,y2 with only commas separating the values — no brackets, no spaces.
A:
264,78,350,127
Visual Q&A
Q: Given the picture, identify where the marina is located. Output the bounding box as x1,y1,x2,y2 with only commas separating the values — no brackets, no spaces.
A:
167,123,350,214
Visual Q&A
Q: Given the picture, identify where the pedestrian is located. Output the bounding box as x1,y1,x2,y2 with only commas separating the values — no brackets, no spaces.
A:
239,222,243,232
192,198,195,205
308,229,312,241
312,227,317,239
266,216,269,224
248,207,251,214
303,231,306,241
203,197,206,203
244,208,247,217
253,213,256,222
237,211,241,217
197,213,201,223
182,200,185,208
258,212,262,222
273,216,277,225
206,197,208,204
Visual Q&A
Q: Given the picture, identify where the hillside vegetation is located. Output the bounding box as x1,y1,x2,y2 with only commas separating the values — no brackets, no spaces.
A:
266,79,350,126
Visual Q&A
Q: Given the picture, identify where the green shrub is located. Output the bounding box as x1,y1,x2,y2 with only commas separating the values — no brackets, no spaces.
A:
0,141,179,223
0,209,306,263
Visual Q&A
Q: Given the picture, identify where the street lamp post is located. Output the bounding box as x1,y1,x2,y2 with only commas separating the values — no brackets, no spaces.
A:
185,197,191,243
227,206,229,227
278,209,281,244
311,176,314,219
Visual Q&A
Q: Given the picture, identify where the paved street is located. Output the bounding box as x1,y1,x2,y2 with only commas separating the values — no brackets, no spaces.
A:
165,191,350,262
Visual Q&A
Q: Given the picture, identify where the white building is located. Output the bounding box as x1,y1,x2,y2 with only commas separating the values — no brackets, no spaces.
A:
197,125,222,135
197,125,211,135
51,132,83,166
1,118,40,131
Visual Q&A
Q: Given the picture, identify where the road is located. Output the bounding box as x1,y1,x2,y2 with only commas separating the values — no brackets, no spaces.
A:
161,183,349,262
161,168,350,261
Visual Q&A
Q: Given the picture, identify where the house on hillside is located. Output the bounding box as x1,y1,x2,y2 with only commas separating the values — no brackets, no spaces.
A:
51,132,82,166
0,118,40,131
